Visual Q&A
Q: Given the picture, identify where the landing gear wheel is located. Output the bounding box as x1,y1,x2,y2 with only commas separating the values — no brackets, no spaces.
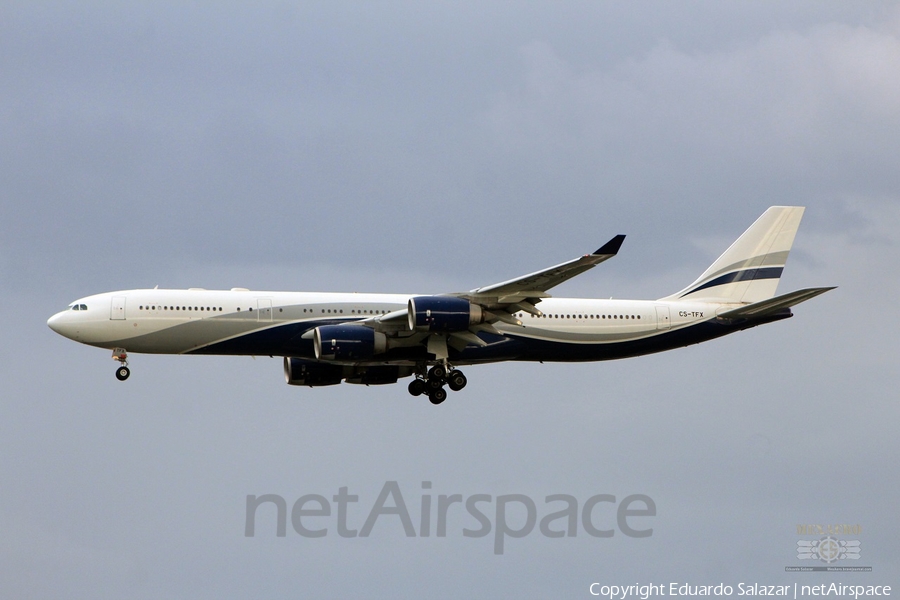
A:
428,387,447,405
426,378,443,392
428,364,447,381
447,370,467,391
408,379,425,397
112,348,130,381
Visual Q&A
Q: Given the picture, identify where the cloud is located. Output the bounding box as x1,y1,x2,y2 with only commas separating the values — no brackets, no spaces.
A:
486,16,900,211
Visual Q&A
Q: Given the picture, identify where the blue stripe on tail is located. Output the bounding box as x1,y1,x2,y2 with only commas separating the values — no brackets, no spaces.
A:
680,267,783,298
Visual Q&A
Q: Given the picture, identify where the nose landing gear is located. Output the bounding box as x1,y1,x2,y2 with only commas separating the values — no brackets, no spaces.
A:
112,348,130,381
408,363,467,405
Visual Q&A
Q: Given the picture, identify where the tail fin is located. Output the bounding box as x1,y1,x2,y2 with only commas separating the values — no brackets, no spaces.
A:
660,206,805,304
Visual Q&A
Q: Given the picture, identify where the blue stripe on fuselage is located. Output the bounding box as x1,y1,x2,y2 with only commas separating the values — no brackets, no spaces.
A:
187,319,342,357
187,312,791,363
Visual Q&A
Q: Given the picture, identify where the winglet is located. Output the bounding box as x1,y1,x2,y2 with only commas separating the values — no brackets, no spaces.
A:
594,235,626,256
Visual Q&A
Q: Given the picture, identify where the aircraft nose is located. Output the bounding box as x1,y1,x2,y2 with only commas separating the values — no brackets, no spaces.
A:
47,312,63,333
47,311,75,339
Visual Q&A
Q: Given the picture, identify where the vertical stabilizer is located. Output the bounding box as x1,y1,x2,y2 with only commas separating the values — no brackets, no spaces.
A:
660,206,805,304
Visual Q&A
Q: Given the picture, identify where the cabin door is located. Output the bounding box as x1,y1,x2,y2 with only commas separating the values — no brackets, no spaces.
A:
111,296,126,320
655,306,670,330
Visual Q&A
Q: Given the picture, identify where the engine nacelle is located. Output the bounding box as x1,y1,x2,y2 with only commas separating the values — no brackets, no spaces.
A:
344,365,405,385
284,357,344,387
407,296,483,332
313,325,387,361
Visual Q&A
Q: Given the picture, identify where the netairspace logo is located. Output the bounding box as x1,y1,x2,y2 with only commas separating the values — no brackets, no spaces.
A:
244,480,656,555
588,584,892,599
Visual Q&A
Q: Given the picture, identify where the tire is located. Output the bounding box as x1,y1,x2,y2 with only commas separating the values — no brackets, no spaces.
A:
447,370,467,391
428,364,447,381
115,366,130,381
429,387,447,404
408,379,425,396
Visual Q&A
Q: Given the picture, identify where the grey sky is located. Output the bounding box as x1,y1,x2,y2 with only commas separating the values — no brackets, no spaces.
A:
2,2,898,598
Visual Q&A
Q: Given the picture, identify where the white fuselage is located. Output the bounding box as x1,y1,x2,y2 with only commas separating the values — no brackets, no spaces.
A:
47,288,725,360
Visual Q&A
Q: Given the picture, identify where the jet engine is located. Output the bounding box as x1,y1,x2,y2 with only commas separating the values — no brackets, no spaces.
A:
285,359,413,387
283,357,344,387
345,366,406,385
313,325,387,361
407,296,484,332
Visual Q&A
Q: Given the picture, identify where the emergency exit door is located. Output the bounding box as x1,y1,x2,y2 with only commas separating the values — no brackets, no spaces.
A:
257,298,273,322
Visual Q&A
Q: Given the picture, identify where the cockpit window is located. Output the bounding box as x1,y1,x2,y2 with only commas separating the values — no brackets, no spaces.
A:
69,304,88,311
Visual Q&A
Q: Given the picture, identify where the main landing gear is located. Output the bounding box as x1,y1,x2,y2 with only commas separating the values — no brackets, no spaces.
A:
112,348,130,381
407,363,467,405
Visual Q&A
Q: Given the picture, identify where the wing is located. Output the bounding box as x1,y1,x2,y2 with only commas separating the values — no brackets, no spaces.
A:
458,235,625,313
359,235,625,356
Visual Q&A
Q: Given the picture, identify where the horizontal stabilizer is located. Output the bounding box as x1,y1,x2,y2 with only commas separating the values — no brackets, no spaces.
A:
717,287,836,320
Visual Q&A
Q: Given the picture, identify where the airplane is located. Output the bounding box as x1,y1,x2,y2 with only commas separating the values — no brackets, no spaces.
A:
47,206,834,404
